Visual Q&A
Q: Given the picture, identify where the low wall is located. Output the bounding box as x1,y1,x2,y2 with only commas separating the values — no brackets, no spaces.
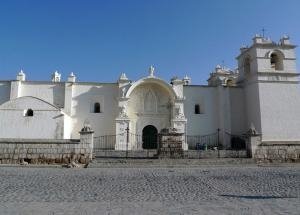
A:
0,138,92,164
94,149,247,159
254,142,300,162
95,150,158,158
185,150,247,159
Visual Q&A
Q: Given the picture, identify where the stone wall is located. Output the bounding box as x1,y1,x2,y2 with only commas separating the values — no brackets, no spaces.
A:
0,130,93,164
254,142,300,162
186,150,247,159
158,130,184,158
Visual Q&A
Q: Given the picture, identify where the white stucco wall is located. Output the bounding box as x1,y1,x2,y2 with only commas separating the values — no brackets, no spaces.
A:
71,83,119,138
0,96,66,139
228,87,246,134
259,82,300,141
0,81,10,105
63,114,72,139
183,86,218,135
244,82,262,133
20,82,65,108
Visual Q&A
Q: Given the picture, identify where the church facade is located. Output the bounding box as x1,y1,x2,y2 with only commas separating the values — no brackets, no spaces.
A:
0,35,299,152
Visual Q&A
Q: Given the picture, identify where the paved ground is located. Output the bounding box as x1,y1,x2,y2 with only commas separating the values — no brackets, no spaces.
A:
0,162,299,214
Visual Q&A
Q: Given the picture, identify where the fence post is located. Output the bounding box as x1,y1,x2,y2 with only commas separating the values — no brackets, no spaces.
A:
217,128,220,158
126,127,129,158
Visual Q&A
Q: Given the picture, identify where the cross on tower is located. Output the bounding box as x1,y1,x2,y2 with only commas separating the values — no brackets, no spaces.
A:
262,27,266,38
221,60,225,69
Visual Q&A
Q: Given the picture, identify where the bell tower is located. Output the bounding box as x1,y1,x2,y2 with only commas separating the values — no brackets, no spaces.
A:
237,34,300,142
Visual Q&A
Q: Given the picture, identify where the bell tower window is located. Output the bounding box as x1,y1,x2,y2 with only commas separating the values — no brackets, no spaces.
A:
270,52,283,71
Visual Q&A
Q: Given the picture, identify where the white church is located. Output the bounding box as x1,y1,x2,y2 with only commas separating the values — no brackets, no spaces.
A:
0,34,300,152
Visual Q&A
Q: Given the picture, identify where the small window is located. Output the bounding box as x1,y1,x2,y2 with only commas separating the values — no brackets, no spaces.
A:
195,104,200,114
25,109,34,117
94,102,101,113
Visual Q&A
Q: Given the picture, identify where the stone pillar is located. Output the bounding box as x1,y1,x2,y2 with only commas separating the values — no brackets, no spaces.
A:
10,70,25,101
115,118,130,150
246,134,261,158
79,126,94,161
171,97,187,150
172,119,188,150
115,73,131,151
159,128,184,158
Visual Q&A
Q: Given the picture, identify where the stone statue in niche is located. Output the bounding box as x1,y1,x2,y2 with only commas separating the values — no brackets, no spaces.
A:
119,105,128,118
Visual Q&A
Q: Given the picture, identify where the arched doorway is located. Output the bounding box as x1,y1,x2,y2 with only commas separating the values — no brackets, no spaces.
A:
142,125,158,149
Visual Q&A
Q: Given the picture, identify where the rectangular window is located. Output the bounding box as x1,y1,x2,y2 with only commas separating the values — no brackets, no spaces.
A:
195,104,200,114
94,102,101,113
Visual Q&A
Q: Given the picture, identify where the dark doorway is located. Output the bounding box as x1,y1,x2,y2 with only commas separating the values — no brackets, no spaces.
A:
142,125,158,149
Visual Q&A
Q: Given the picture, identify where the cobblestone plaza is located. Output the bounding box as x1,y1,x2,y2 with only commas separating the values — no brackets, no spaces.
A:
0,162,299,214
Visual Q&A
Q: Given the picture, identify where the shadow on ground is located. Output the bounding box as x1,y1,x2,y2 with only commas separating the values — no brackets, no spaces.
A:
220,194,297,199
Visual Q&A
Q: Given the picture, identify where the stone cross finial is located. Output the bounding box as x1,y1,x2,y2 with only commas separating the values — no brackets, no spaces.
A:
17,69,26,81
119,72,128,80
68,72,76,82
149,65,155,77
52,70,61,82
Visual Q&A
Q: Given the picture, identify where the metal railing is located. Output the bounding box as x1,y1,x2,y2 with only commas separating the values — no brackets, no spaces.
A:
93,129,248,152
224,132,247,150
186,132,219,150
93,135,116,151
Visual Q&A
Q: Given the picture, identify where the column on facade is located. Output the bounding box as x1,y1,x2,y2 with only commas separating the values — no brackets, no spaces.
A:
171,78,188,150
10,70,25,100
115,73,132,150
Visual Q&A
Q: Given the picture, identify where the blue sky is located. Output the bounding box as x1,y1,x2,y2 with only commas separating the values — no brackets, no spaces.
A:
0,0,299,84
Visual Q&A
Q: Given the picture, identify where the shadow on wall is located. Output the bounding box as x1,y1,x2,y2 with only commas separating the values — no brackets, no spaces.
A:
71,85,119,138
51,84,65,108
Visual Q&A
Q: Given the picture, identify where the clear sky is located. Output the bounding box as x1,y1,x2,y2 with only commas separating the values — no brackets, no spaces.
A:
0,0,299,84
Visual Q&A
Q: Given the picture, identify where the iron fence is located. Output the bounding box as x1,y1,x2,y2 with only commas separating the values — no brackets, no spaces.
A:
224,132,247,150
128,133,159,150
93,129,248,153
93,133,160,151
93,135,117,151
186,132,219,150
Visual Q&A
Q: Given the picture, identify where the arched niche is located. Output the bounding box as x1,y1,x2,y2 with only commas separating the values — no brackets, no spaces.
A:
267,50,285,71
